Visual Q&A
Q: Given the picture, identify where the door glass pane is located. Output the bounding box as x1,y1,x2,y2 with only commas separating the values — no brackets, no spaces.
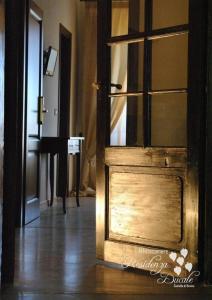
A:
111,42,144,93
110,96,143,146
111,0,145,37
152,0,189,30
152,33,188,90
151,93,187,147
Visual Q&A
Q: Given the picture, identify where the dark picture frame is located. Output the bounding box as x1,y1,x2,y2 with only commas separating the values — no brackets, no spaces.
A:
43,46,58,76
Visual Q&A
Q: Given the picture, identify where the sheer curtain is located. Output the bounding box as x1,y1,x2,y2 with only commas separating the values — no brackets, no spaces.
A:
78,3,97,196
110,6,128,145
78,3,128,195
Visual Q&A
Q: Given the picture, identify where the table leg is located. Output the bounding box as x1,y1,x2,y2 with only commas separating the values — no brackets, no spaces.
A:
76,152,80,207
62,153,68,214
50,153,55,207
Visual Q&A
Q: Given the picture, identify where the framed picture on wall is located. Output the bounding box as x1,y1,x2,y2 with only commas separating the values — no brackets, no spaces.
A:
43,46,58,76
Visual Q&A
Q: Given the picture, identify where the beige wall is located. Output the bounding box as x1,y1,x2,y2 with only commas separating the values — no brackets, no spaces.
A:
34,0,78,203
76,1,85,135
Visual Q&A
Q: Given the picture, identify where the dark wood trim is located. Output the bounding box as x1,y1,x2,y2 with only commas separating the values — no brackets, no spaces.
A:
109,89,187,97
107,24,189,45
59,23,71,38
21,0,29,226
205,0,212,284
57,24,72,197
58,23,72,138
15,0,28,228
29,0,43,20
96,0,111,259
2,0,27,284
187,0,207,282
143,0,152,147
22,0,43,226
2,0,43,283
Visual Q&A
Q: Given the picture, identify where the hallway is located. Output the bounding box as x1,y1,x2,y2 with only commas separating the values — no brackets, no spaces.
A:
1,198,211,299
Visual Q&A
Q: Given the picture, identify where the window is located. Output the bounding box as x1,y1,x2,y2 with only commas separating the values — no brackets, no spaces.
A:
109,0,189,147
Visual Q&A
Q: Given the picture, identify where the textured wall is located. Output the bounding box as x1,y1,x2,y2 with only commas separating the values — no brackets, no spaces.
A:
0,0,4,281
34,0,78,204
35,0,77,138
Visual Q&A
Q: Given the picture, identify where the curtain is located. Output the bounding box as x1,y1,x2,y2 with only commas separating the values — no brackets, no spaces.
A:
78,3,97,196
78,3,128,195
110,7,128,145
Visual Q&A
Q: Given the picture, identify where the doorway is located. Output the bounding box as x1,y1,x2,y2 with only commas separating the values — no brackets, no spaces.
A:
57,24,72,198
23,2,43,225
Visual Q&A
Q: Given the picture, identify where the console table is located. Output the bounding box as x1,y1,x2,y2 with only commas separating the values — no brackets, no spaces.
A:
40,137,84,214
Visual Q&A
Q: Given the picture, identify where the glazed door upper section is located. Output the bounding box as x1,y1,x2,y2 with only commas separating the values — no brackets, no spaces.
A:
96,0,205,277
109,0,188,148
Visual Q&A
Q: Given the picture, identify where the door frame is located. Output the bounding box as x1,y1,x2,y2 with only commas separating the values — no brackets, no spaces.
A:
1,0,42,284
58,23,72,138
57,24,72,196
96,0,208,281
205,0,212,284
22,1,43,226
2,0,27,284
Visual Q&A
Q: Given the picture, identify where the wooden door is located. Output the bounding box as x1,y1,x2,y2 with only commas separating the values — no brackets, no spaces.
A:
24,2,43,225
96,0,206,277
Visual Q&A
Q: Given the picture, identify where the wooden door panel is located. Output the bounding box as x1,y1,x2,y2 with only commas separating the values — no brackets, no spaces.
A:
106,161,186,251
109,169,183,244
105,147,187,168
104,240,183,277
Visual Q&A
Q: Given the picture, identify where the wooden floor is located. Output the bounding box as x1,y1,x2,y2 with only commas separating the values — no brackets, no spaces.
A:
1,198,212,299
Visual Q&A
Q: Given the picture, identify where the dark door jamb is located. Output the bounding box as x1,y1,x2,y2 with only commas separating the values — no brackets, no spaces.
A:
57,24,72,196
2,0,27,284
